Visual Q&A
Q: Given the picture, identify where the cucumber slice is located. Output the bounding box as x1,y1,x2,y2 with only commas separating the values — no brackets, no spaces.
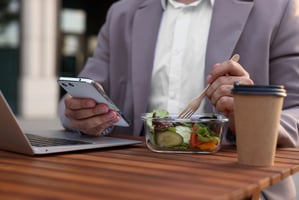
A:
156,131,183,147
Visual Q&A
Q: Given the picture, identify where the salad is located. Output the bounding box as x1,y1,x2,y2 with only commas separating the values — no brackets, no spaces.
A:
144,110,225,152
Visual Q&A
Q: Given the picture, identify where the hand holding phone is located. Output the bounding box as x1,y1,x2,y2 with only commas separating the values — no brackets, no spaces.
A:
58,77,130,127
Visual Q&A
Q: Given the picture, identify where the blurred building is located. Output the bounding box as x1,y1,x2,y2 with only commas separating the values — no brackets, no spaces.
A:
0,0,117,118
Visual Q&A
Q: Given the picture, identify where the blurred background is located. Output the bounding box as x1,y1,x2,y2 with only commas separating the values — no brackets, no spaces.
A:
0,0,117,119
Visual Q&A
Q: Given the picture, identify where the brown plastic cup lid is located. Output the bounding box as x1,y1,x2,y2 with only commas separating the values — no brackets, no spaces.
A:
231,82,287,97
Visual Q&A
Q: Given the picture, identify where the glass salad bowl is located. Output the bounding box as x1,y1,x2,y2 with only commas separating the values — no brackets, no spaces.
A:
142,110,229,153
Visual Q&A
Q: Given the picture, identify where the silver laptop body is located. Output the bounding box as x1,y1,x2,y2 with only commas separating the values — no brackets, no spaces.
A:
0,91,140,155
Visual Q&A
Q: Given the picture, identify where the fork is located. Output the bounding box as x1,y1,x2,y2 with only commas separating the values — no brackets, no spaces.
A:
177,54,240,119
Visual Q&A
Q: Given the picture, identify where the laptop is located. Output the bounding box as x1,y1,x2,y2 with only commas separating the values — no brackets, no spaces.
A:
0,91,141,155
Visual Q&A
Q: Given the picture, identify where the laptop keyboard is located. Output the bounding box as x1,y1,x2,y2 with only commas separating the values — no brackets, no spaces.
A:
25,133,92,147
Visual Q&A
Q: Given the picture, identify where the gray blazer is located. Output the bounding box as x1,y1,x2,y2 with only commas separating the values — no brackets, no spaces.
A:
60,0,299,198
75,0,299,145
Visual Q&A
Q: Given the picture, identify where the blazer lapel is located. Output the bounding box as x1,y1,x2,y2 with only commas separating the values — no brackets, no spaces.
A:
205,0,254,73
130,0,254,129
204,0,254,112
131,1,163,134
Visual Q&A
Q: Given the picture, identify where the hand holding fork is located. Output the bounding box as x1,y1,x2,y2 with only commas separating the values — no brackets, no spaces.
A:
177,54,240,119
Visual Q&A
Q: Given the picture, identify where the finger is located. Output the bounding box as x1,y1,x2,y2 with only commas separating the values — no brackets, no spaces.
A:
71,111,120,135
80,124,106,136
80,116,119,136
64,94,97,110
94,82,104,91
214,96,234,116
208,60,249,83
209,84,233,106
75,111,119,129
206,76,254,99
86,126,106,136
65,103,109,120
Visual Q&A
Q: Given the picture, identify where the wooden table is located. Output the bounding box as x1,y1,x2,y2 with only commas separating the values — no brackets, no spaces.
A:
0,136,298,200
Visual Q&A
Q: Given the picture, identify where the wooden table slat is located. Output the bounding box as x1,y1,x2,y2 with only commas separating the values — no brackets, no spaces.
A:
0,138,298,200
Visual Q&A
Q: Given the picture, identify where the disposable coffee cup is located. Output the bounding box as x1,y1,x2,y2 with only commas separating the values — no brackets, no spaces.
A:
231,83,286,166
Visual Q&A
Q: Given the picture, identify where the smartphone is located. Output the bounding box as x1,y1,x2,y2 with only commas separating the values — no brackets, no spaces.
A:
57,77,130,127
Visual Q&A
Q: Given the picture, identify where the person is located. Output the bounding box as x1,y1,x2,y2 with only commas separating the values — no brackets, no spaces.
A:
58,0,299,199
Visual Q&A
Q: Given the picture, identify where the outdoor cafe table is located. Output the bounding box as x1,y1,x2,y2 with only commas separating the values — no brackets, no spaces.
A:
0,135,298,200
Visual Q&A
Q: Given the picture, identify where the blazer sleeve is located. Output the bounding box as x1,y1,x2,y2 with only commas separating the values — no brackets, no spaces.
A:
269,0,299,147
58,3,114,131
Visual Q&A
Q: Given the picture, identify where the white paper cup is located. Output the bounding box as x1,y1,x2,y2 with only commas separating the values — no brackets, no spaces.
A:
232,83,286,166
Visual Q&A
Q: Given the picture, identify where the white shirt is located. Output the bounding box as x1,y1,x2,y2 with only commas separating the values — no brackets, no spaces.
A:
148,0,214,115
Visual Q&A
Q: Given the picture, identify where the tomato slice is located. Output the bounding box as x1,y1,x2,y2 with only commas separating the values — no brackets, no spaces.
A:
190,133,198,148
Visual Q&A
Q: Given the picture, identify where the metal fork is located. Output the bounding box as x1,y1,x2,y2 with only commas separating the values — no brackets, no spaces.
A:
177,54,240,119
